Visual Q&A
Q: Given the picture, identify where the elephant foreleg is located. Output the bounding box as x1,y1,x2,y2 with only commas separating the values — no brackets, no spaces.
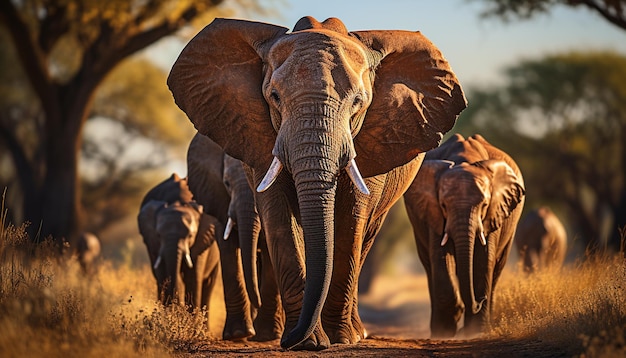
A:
251,236,284,341
257,183,329,350
202,241,221,332
430,249,462,338
218,235,255,340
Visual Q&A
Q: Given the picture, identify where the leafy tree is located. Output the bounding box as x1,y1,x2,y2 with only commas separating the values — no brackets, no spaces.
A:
80,57,195,234
455,51,626,251
474,0,626,31
0,0,270,243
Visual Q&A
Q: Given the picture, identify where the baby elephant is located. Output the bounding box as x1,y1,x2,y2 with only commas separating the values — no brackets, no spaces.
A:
138,174,222,327
76,232,101,274
515,206,567,273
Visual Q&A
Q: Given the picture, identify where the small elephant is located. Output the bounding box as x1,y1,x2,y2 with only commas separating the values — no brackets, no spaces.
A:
138,174,221,330
404,134,525,338
169,16,466,350
515,206,567,273
187,133,283,341
76,232,101,274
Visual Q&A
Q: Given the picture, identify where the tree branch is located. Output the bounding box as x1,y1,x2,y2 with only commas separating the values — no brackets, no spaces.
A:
576,0,626,30
0,0,59,123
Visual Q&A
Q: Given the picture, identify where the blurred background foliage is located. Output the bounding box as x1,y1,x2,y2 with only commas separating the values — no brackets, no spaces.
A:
0,0,277,244
0,0,624,280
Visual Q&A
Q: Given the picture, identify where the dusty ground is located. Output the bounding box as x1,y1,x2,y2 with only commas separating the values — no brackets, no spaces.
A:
176,274,578,358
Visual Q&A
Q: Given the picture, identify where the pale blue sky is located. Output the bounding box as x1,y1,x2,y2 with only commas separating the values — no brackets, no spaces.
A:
255,0,626,85
149,1,626,86
146,0,626,175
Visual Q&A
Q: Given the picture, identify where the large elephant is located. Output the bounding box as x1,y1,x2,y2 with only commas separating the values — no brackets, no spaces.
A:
138,174,221,329
187,133,283,341
404,134,525,338
515,206,567,273
168,16,466,350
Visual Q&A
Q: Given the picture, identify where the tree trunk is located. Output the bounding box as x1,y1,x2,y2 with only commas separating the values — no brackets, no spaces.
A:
25,84,91,244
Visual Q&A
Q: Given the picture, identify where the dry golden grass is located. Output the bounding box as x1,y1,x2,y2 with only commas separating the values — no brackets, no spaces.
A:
491,254,626,357
1,197,625,357
0,218,225,358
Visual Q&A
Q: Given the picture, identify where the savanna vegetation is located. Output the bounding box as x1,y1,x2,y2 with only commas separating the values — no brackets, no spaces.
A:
0,204,226,357
0,0,273,244
2,209,625,357
2,0,626,356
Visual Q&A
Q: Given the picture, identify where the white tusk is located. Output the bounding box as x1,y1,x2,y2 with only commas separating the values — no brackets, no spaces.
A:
184,253,193,268
479,231,487,246
257,156,283,192
224,217,235,240
153,255,162,270
441,232,449,246
184,243,193,268
346,158,370,195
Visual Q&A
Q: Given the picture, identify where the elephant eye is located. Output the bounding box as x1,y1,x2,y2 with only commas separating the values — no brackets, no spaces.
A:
270,89,281,106
352,93,363,110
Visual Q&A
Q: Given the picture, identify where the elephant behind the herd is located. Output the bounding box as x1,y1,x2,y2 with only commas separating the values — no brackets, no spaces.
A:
138,174,222,330
515,206,568,273
168,16,466,350
187,133,283,342
403,134,525,338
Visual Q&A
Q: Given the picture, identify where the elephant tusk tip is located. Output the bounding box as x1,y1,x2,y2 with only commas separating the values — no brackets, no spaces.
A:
480,232,487,246
441,232,449,246
257,156,283,192
223,217,235,240
346,158,370,195
153,255,162,270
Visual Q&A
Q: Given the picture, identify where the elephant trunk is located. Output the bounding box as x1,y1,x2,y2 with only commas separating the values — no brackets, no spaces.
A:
237,206,262,309
162,243,185,306
450,212,484,316
279,119,341,349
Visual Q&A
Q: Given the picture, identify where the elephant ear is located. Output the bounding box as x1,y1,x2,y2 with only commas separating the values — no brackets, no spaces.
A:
138,200,166,263
192,213,222,256
140,173,193,207
168,19,289,170
351,30,467,177
479,160,525,232
404,160,454,232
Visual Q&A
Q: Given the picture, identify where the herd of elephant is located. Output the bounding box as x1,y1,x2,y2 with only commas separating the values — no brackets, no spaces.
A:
135,16,568,351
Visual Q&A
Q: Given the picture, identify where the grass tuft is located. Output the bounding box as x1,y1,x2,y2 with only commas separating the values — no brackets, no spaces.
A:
0,221,220,357
491,254,626,356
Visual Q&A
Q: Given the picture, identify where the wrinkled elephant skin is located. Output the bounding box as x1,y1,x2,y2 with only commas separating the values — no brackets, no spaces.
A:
138,174,221,333
404,134,525,338
187,133,283,341
169,16,466,350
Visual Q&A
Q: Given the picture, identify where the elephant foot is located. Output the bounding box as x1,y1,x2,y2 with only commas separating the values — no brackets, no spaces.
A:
250,318,283,341
250,298,284,341
325,323,361,345
351,308,368,340
223,313,255,341
286,323,330,351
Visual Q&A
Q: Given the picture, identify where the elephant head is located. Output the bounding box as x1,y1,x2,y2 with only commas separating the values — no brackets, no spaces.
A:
417,159,524,319
168,16,466,348
223,153,262,309
138,199,215,305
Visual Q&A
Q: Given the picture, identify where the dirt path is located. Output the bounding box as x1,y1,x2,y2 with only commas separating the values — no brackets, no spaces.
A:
179,274,578,357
